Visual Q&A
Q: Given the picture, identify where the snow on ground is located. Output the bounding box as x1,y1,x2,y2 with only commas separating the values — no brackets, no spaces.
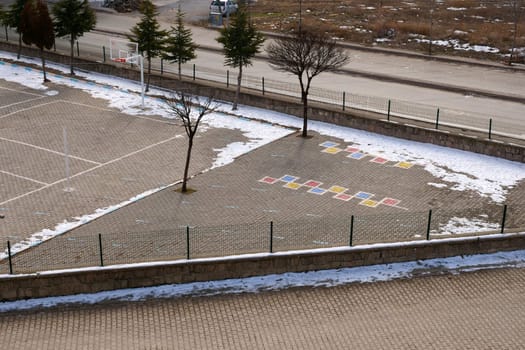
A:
1,51,525,257
0,249,524,312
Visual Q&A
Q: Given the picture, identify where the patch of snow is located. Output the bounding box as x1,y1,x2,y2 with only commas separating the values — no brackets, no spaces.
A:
432,216,500,235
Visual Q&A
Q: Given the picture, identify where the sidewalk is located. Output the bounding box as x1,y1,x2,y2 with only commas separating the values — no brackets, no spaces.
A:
1,266,524,349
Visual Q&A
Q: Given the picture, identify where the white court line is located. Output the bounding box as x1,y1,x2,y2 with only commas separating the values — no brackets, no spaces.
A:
0,170,48,185
0,100,62,121
0,135,180,206
0,95,47,110
0,85,44,97
0,136,101,165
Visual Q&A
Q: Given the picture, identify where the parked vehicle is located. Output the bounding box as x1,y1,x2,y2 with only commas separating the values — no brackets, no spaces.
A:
210,0,238,17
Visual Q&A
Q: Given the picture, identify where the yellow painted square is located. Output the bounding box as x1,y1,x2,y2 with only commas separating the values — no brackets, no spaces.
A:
360,199,379,207
284,182,302,190
322,147,342,154
396,161,413,169
328,185,347,193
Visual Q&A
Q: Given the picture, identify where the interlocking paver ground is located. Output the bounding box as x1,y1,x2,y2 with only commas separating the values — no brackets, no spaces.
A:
1,76,525,273
1,267,524,349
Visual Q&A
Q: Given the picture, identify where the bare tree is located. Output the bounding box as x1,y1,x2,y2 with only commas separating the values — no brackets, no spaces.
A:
509,0,524,65
267,29,349,137
166,91,217,193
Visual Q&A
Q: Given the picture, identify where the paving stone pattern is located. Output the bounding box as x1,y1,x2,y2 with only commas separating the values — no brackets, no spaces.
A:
0,267,524,349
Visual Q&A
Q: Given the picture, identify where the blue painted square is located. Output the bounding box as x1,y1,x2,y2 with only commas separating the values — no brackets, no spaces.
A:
280,175,297,183
24,67,32,72
349,152,366,159
308,187,327,195
319,141,339,148
355,191,373,199
0,61,5,65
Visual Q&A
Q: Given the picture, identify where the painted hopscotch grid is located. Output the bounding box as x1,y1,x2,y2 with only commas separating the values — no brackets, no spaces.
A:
319,141,414,169
259,175,405,209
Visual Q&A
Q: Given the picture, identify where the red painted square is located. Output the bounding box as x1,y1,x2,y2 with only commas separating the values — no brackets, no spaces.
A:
259,176,277,184
334,193,353,201
370,157,388,164
381,198,400,206
303,180,322,187
345,147,360,153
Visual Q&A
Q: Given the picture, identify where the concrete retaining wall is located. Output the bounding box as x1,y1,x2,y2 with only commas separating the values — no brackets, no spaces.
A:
1,42,524,163
1,233,524,301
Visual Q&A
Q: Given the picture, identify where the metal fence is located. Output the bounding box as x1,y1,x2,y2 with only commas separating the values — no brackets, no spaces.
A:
2,203,523,275
0,27,523,142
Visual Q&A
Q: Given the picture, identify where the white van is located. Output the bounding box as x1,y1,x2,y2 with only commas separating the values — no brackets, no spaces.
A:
210,0,238,17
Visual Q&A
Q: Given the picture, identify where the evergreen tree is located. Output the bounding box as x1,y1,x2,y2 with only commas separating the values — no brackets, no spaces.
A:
52,0,96,75
163,6,196,80
6,0,30,59
128,0,167,92
19,0,55,82
216,6,264,110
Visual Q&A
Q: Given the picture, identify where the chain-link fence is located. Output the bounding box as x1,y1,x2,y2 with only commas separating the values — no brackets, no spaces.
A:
2,204,523,275
1,28,523,141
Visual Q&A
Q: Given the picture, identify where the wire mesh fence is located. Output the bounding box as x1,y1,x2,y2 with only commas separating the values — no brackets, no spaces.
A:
1,28,523,141
1,204,523,275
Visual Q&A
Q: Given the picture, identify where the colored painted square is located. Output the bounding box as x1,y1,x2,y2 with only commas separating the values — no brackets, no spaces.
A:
280,175,298,183
24,67,32,72
319,141,339,148
370,157,388,164
322,147,343,154
395,161,414,169
334,193,353,201
328,185,347,194
348,152,366,160
355,191,373,200
303,180,322,188
344,146,360,153
381,198,400,206
283,182,302,190
360,199,379,207
259,176,278,184
308,187,327,195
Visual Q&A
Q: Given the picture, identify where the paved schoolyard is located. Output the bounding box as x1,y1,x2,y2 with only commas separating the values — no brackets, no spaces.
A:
1,75,525,273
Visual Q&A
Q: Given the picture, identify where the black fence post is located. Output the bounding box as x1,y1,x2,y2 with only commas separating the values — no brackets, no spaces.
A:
501,205,507,234
349,215,354,246
7,241,13,275
227,70,229,87
262,77,265,95
435,108,440,129
426,209,433,240
488,118,493,139
102,46,106,62
76,41,80,56
387,100,391,121
98,233,104,267
186,226,190,259
193,64,195,81
269,221,273,253
160,59,164,75
342,91,346,111
5,27,8,42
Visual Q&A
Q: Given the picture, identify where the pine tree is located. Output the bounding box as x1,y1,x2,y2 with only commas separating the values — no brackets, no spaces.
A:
163,6,196,80
128,0,167,92
216,6,264,110
19,0,55,82
6,0,30,59
52,0,96,75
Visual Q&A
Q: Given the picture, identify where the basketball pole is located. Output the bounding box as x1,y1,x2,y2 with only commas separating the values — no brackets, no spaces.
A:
139,54,145,109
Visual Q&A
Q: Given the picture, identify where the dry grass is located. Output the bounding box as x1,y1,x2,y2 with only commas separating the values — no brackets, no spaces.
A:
245,0,525,60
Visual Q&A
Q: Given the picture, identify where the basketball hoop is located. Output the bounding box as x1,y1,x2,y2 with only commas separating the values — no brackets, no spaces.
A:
113,57,127,63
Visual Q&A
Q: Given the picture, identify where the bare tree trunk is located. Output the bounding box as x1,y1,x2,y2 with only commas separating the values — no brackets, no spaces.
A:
69,37,75,75
233,64,242,110
41,48,48,82
182,136,193,192
510,11,519,65
178,61,182,80
301,90,308,137
17,33,22,60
